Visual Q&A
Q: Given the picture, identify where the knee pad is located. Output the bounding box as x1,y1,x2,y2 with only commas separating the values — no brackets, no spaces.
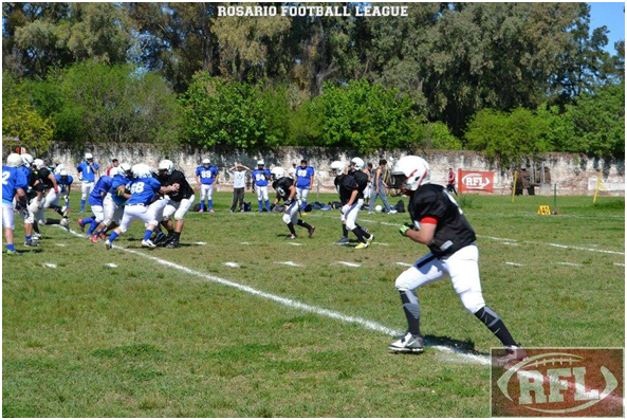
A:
459,290,486,314
346,219,357,231
395,268,416,292
282,213,292,224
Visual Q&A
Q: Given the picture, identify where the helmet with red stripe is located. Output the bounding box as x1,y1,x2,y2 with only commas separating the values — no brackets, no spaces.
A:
391,156,430,192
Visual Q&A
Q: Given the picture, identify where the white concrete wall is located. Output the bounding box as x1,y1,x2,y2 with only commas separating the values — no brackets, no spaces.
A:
43,144,625,196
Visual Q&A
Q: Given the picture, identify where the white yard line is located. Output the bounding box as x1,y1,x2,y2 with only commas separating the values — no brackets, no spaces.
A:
276,261,303,268
55,243,67,247
105,263,118,268
287,242,302,246
58,227,490,366
224,262,241,268
614,263,625,267
556,262,583,267
338,261,361,268
195,241,207,245
396,262,413,267
505,262,524,267
44,263,57,268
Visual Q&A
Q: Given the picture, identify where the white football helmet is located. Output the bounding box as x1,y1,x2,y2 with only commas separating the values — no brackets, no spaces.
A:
119,163,131,177
158,159,174,175
202,158,211,165
132,163,153,179
108,167,119,177
287,167,296,179
271,167,285,180
54,164,66,174
257,160,265,166
6,153,23,168
59,169,69,177
33,159,45,170
85,153,93,160
330,161,346,176
21,154,34,166
391,156,430,191
351,157,365,171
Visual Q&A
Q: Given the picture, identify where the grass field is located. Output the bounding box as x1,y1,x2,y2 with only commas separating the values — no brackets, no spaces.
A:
3,191,624,417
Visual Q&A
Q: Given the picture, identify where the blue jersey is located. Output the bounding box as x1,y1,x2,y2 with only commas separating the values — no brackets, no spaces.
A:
2,166,28,204
126,177,161,206
77,161,99,182
252,169,271,187
196,165,219,185
55,174,74,186
295,166,315,189
109,175,130,206
88,176,112,206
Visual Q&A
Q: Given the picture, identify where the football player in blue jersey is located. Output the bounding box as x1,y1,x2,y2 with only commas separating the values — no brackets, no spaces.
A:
294,159,315,213
54,168,73,212
105,164,169,250
89,164,131,242
194,158,219,213
76,152,99,213
251,160,272,212
2,154,29,255
78,174,113,241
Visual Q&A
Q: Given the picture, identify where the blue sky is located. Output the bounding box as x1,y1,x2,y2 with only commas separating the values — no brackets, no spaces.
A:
589,2,625,53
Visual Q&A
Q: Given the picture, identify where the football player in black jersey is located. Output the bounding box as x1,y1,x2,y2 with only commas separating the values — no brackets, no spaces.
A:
331,160,374,249
388,156,526,367
156,160,196,248
271,167,315,239
30,159,70,230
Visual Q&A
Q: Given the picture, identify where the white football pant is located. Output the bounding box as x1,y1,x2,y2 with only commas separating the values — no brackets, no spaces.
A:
163,195,196,221
255,185,269,201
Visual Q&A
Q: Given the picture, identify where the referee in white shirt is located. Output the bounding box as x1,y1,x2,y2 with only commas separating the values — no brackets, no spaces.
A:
229,163,250,212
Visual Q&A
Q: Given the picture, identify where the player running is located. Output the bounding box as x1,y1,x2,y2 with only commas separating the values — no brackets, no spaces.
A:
331,160,374,249
271,167,315,240
77,153,99,213
78,173,113,241
30,159,70,230
105,164,168,250
388,156,526,367
157,160,195,248
88,164,131,241
2,154,28,255
251,160,272,212
195,158,219,213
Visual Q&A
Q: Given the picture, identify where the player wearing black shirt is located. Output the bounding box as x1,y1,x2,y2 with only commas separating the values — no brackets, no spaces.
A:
31,159,69,229
271,168,315,239
156,160,196,248
330,159,374,248
388,156,526,367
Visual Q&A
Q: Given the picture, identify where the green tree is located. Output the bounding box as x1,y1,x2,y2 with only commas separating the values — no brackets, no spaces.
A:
3,3,134,77
180,72,280,149
2,71,54,154
566,83,625,156
313,79,423,152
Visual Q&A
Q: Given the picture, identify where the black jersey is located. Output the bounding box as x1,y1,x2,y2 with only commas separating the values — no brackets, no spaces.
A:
409,184,476,258
272,177,294,201
334,174,358,205
352,170,369,199
37,167,54,189
159,170,193,202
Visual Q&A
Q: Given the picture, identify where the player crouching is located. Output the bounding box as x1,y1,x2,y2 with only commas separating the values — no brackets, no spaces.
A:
271,167,315,240
105,164,169,250
387,156,526,367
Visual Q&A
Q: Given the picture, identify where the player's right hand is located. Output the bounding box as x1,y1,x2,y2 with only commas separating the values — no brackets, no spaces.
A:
399,223,411,237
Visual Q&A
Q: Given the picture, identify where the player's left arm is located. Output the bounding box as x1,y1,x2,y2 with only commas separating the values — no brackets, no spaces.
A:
402,220,437,244
48,173,59,193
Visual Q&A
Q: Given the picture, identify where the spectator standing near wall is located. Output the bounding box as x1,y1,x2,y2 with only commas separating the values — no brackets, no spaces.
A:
446,167,458,196
229,163,250,212
368,159,396,214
